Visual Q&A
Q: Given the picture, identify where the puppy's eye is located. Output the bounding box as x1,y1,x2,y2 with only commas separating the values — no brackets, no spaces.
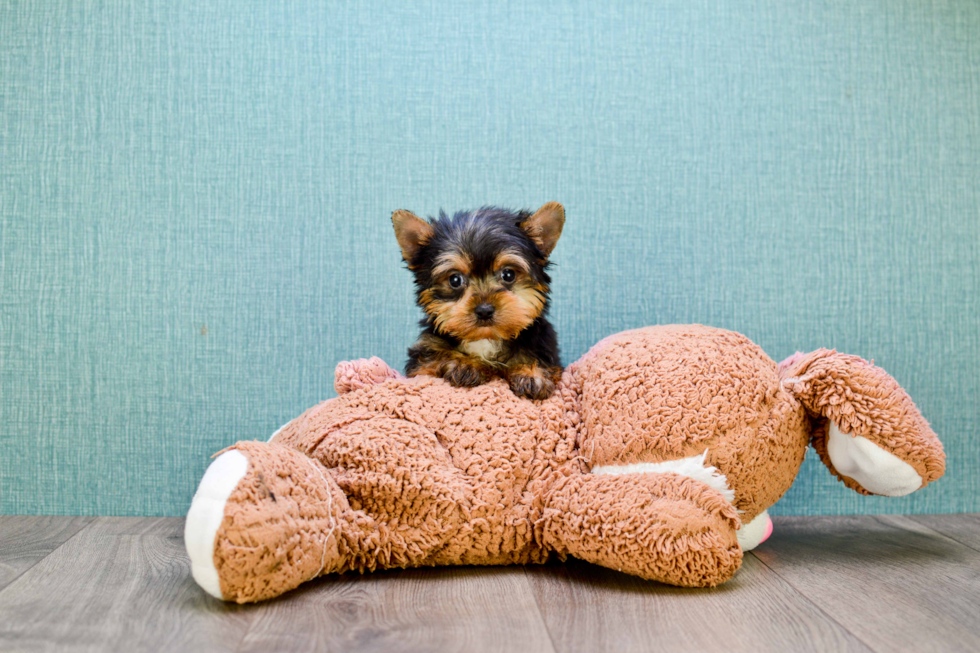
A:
500,268,516,283
448,273,464,289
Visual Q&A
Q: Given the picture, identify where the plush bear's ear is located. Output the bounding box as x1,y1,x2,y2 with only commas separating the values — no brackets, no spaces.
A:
519,202,565,258
391,210,433,263
335,357,403,394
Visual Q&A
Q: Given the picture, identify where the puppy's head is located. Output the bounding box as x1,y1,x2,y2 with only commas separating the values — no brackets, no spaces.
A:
392,203,564,342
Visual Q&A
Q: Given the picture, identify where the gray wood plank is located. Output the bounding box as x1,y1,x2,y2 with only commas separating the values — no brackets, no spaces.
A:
525,554,871,653
0,516,93,591
753,515,980,653
238,565,556,653
906,513,980,553
0,517,252,653
2,514,977,653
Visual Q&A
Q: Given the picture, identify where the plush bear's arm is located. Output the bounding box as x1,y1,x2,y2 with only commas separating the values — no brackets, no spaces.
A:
538,471,742,587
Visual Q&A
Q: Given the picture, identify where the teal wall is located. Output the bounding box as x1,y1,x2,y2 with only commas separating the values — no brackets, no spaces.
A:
2,1,978,516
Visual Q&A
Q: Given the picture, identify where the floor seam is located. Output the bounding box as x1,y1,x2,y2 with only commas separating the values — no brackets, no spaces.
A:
0,516,97,597
232,612,257,653
748,551,880,653
522,567,561,653
890,515,980,555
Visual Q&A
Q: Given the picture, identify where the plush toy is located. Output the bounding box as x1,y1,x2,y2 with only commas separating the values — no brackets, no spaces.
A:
185,325,945,603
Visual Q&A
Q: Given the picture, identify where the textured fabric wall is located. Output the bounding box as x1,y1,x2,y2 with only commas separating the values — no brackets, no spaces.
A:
2,1,978,516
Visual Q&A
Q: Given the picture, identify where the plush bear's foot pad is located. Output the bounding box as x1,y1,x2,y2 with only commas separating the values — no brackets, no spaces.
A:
185,450,249,599
736,510,773,551
826,422,923,497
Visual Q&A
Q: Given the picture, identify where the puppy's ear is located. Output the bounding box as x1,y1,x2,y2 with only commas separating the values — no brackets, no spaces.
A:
520,202,565,258
391,210,434,263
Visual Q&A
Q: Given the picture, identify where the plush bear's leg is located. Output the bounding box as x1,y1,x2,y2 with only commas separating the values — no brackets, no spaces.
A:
186,440,353,603
187,412,473,603
780,350,946,496
292,415,472,574
539,471,743,587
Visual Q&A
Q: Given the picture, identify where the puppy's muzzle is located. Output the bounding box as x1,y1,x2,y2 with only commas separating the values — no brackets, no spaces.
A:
474,303,495,322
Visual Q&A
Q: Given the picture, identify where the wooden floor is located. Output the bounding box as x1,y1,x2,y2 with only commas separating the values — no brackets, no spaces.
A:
0,515,978,652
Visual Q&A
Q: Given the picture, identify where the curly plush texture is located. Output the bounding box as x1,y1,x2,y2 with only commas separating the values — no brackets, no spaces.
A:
780,348,946,494
188,325,945,603
334,356,403,394
568,326,812,522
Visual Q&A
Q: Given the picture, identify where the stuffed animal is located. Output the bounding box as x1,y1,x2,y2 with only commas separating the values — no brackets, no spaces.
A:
185,325,945,603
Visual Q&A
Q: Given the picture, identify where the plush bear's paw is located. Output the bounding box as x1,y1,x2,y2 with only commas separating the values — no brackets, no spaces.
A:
186,441,348,603
508,367,557,400
826,422,923,496
444,360,491,387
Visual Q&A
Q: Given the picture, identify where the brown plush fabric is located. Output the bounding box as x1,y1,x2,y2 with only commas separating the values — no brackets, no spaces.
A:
568,325,811,522
539,471,743,586
201,325,945,603
214,440,349,603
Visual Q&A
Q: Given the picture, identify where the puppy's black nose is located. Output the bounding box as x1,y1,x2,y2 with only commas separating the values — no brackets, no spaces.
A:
474,303,495,321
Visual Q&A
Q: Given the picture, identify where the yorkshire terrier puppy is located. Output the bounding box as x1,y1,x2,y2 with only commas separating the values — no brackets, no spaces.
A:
392,202,565,400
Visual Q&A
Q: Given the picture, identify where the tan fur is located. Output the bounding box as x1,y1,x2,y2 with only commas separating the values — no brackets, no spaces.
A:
419,275,546,346
431,251,472,279
197,325,945,603
460,338,504,362
492,250,531,274
405,332,497,384
505,360,561,401
489,288,541,341
391,210,433,264
520,202,565,257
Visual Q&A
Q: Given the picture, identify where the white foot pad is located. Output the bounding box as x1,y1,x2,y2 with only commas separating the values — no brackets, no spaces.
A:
737,510,773,551
826,422,922,497
184,450,249,600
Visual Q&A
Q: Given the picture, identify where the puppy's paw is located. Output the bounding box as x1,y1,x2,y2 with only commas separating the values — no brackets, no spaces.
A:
509,369,556,400
444,360,490,387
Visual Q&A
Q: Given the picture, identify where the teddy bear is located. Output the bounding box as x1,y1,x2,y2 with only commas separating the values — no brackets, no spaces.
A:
184,325,945,603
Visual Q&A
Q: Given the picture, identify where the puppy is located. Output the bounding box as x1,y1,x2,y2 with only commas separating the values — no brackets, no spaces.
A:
392,202,565,400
